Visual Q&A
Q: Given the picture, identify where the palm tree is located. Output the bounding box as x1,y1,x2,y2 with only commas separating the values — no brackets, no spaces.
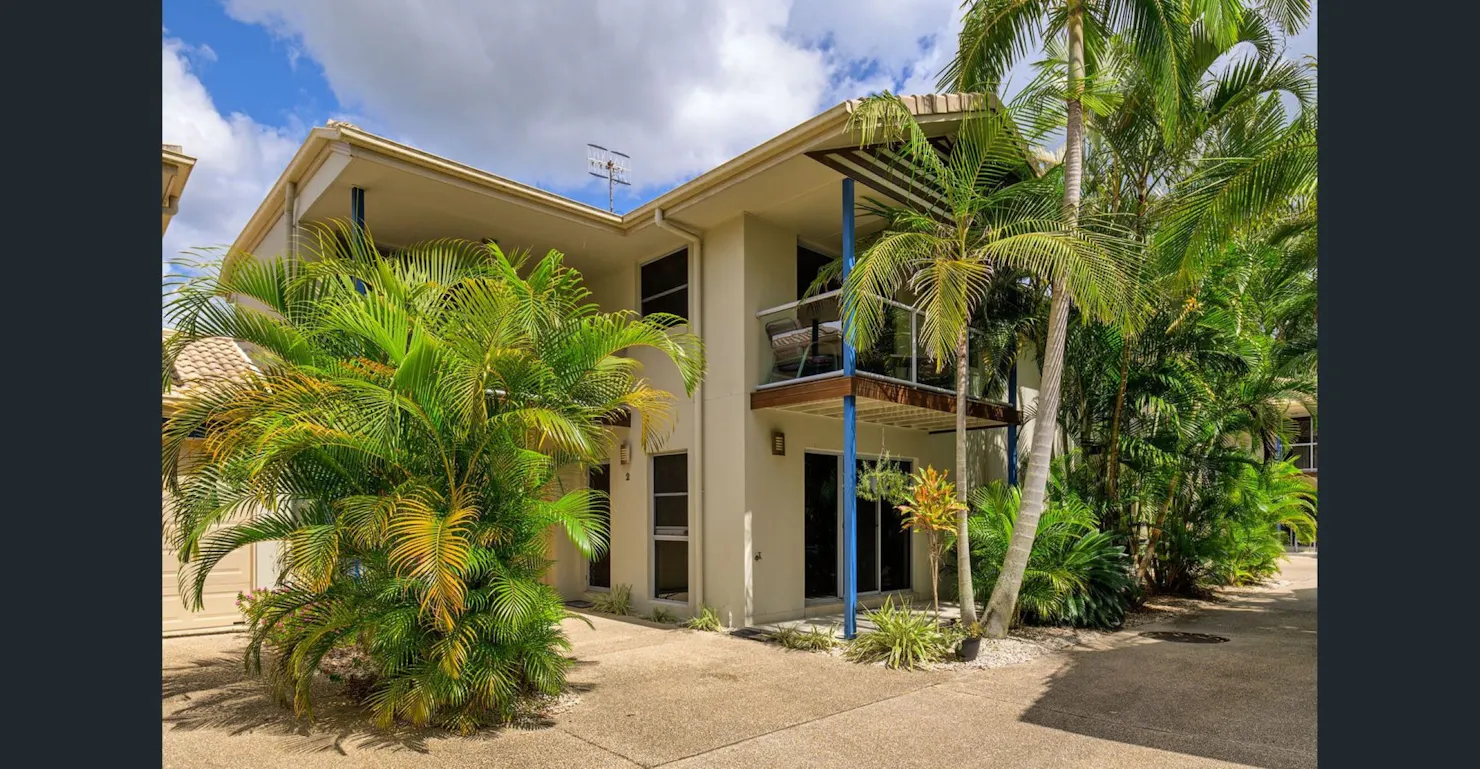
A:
162,224,704,732
942,0,1307,638
838,94,1138,625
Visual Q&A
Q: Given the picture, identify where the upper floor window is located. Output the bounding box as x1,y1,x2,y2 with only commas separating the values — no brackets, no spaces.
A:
796,245,838,301
641,249,688,321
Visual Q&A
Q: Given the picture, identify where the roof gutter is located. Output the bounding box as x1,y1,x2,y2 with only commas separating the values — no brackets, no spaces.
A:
653,208,705,614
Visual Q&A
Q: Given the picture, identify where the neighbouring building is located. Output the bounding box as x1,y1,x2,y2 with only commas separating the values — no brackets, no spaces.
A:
162,330,279,634
220,94,1043,628
1282,399,1318,487
162,144,195,235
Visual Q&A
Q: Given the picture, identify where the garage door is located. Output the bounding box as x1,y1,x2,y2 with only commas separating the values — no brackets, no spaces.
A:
163,488,253,635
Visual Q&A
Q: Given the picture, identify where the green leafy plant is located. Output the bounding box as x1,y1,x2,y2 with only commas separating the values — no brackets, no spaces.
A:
647,606,677,624
959,620,987,639
857,451,911,506
1201,460,1317,587
771,623,839,652
162,226,705,734
896,466,966,617
682,604,724,632
968,479,1136,629
236,587,305,650
843,597,955,670
590,584,633,616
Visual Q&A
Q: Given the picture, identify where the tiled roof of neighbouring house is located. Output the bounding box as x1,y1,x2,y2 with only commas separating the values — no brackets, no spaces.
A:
162,329,259,404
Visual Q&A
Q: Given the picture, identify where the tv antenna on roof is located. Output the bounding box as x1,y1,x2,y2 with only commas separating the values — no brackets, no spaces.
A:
587,144,631,213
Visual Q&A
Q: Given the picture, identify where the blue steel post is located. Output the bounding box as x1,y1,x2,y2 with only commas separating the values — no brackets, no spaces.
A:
351,186,367,294
1007,354,1019,487
841,178,858,639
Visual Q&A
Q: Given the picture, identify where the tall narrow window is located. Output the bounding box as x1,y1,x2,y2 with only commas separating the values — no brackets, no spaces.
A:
589,465,611,589
651,453,689,601
641,249,688,320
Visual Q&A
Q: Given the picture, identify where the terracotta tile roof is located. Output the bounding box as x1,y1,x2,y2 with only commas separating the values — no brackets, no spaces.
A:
162,329,259,404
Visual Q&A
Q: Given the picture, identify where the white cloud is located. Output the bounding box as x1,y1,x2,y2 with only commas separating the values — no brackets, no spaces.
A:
162,34,300,269
221,0,958,196
165,0,1315,272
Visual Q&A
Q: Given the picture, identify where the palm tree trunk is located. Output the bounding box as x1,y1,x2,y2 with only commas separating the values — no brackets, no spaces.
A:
982,2,1085,640
930,543,941,619
955,325,978,624
1137,473,1181,585
1104,339,1132,524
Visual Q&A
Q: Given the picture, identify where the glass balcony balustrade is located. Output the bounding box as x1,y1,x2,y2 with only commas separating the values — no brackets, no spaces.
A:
757,290,988,398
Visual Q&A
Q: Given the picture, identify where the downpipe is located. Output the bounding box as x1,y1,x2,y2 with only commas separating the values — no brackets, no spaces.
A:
653,209,704,612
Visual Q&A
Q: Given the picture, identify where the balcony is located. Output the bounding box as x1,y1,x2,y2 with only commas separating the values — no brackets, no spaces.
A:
751,291,1019,432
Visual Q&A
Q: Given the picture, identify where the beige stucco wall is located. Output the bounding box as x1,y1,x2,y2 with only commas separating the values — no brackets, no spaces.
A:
546,241,703,617
527,212,1034,627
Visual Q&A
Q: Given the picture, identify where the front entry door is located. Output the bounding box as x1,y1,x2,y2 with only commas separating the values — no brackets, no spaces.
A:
589,464,611,589
803,452,912,598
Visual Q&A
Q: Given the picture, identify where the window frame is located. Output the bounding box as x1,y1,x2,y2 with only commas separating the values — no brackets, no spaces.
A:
586,463,613,592
648,450,690,604
1289,416,1318,472
801,448,918,601
639,248,690,321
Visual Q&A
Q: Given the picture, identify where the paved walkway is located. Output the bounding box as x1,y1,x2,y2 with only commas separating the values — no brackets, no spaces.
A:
163,554,1316,768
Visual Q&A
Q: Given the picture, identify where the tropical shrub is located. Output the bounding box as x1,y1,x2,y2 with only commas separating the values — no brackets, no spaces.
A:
1200,460,1317,587
682,604,724,632
895,466,965,617
967,480,1136,629
771,623,839,652
162,226,704,733
843,598,955,670
236,587,305,650
646,606,677,624
590,584,633,616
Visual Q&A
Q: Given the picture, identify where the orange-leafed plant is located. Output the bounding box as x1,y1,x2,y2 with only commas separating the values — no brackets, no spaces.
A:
897,466,966,618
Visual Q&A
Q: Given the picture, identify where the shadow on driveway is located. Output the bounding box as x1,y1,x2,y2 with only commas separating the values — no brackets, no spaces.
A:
161,636,598,758
1016,579,1317,769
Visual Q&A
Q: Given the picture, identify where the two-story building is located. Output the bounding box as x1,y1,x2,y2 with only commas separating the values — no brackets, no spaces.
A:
226,94,1042,628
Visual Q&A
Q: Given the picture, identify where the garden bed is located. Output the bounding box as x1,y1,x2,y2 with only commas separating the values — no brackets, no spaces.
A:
927,591,1236,671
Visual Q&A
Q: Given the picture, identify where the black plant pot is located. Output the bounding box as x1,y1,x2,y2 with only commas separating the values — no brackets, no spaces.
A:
958,637,982,661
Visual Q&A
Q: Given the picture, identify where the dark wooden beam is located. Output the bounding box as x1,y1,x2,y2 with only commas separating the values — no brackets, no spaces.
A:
852,377,1019,424
806,150,949,218
749,375,854,410
840,149,949,210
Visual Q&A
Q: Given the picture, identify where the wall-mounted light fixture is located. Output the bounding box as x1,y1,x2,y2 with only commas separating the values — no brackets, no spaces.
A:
771,430,786,456
619,441,631,465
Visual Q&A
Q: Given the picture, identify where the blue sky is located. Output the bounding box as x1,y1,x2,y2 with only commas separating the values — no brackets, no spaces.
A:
163,1,1315,269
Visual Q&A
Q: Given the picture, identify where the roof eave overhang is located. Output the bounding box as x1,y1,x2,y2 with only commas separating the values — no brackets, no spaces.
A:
227,94,1005,257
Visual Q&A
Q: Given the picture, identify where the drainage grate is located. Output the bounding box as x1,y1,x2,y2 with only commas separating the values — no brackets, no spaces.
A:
564,599,593,609
1140,631,1229,644
729,627,773,643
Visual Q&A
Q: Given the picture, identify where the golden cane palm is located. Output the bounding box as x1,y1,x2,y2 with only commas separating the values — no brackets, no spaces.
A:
839,94,1139,626
162,224,704,732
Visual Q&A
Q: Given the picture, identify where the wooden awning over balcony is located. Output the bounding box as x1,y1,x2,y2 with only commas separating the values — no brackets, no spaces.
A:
806,136,958,221
750,374,1019,433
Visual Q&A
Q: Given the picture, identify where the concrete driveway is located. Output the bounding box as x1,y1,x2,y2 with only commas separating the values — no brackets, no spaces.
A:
163,554,1316,768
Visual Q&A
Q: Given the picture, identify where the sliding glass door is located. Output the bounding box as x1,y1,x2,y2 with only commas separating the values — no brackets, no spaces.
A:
803,452,912,599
